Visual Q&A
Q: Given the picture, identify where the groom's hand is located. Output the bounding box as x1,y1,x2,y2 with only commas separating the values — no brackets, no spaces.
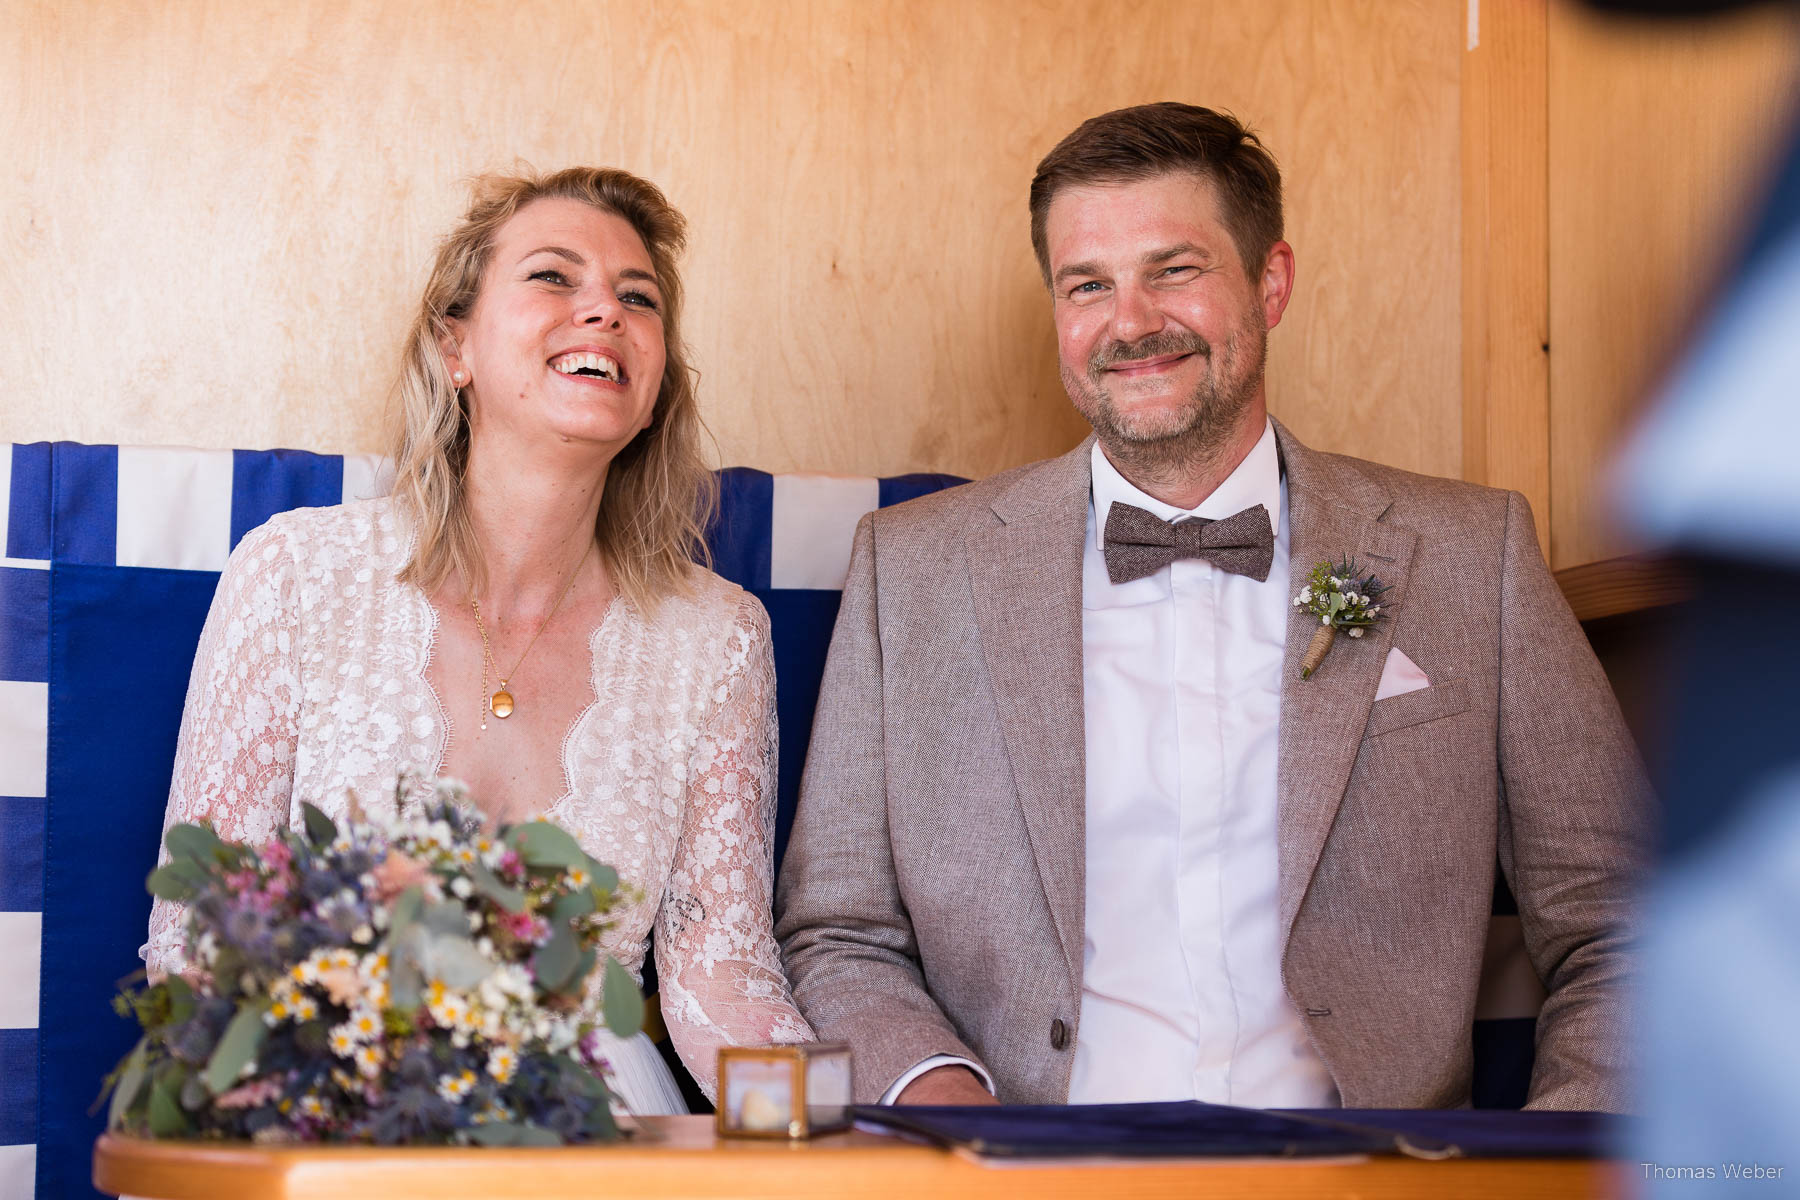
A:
895,1065,1000,1106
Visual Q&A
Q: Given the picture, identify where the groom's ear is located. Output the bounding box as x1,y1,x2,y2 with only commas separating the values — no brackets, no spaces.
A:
1259,241,1295,331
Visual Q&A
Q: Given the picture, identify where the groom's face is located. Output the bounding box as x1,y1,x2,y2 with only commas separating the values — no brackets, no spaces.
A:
1043,171,1289,448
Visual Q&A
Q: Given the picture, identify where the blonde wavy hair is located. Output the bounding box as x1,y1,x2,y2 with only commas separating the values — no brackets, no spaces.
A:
388,166,715,612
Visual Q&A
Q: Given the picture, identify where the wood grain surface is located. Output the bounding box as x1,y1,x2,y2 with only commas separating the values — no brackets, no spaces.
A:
93,1124,1613,1200
1547,3,1800,569
1,0,1461,480
1462,0,1551,550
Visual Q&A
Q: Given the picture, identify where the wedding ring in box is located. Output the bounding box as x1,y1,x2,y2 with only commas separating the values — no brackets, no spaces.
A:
715,1043,853,1139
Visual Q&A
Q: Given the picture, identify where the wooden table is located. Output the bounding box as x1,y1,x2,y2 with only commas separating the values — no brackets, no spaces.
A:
95,1116,1617,1199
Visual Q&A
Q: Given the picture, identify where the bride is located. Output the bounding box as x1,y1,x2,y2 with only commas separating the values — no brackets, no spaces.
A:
144,166,812,1112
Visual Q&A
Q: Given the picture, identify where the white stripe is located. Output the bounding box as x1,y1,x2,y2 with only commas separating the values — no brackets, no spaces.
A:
0,912,40,1029
341,454,394,503
116,446,233,571
0,682,46,798
0,446,12,558
1474,913,1547,1020
0,1145,35,1200
0,559,46,572
770,475,880,590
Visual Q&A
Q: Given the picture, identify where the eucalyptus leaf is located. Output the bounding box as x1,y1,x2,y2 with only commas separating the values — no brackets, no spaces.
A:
390,885,424,936
601,955,645,1037
467,1122,564,1147
300,802,338,847
163,975,197,1025
585,859,619,894
549,888,596,926
469,860,526,914
421,933,492,990
508,822,588,870
147,1074,187,1137
532,925,580,992
566,947,596,996
146,862,204,902
421,901,470,937
164,823,223,865
107,1041,149,1131
203,997,272,1094
389,927,425,1012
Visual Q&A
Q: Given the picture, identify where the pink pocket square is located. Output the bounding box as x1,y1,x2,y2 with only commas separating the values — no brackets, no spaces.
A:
1374,647,1431,702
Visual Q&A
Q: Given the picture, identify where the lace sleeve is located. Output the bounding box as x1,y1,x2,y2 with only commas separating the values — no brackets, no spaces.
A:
143,520,303,977
655,594,813,1101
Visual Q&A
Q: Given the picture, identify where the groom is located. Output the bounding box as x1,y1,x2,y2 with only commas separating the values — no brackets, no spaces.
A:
775,103,1648,1111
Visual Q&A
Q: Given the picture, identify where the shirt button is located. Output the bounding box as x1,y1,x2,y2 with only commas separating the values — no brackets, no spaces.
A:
1050,1019,1070,1050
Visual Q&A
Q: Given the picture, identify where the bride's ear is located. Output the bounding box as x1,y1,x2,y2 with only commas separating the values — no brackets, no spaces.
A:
440,326,470,391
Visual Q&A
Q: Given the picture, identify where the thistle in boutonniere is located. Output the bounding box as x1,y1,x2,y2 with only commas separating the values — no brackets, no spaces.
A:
1292,557,1391,679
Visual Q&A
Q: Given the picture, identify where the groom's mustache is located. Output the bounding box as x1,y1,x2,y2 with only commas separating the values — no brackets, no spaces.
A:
1088,330,1212,378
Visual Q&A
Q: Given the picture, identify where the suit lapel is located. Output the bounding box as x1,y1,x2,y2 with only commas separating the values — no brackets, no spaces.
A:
966,438,1094,987
1272,421,1418,940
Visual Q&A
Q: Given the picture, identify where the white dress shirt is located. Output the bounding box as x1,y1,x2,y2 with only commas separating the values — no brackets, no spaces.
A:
883,421,1335,1107
1071,420,1335,1106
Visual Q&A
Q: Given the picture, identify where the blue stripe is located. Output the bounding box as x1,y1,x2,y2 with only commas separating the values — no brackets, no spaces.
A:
758,588,844,872
0,796,44,911
50,443,117,566
709,468,773,591
6,443,51,561
0,567,48,683
231,449,344,551
879,472,967,509
0,1028,36,1145
41,563,215,1199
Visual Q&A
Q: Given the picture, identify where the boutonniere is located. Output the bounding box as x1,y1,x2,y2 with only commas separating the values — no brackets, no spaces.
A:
1292,557,1391,679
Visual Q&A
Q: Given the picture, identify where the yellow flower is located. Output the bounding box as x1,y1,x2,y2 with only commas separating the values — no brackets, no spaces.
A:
486,1046,518,1084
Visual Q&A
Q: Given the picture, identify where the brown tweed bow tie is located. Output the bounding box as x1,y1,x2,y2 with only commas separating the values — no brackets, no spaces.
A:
1102,501,1275,584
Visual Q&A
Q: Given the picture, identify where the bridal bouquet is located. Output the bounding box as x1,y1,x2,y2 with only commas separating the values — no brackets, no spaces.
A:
105,782,644,1146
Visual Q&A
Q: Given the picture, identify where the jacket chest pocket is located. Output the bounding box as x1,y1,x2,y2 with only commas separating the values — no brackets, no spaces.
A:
1363,677,1470,739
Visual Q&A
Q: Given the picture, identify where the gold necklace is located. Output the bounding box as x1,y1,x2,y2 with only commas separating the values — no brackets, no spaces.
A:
469,542,592,730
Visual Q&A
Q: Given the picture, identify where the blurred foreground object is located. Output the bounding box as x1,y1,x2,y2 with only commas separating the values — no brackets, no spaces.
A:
1604,0,1800,1188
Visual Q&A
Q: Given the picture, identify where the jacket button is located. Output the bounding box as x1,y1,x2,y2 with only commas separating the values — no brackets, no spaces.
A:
1050,1019,1069,1050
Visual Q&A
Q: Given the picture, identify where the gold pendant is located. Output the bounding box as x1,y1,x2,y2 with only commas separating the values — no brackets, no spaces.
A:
490,689,515,719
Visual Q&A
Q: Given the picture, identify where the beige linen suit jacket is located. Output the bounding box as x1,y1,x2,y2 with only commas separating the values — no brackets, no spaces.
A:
775,420,1650,1111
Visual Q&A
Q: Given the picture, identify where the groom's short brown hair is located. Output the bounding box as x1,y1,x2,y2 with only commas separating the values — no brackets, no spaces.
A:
1029,102,1284,283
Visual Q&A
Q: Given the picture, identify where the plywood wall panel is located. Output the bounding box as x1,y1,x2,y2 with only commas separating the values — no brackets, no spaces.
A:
1548,3,1800,569
2,0,1460,481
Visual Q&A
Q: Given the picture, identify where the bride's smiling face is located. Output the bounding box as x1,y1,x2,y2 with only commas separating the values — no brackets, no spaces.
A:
446,197,667,456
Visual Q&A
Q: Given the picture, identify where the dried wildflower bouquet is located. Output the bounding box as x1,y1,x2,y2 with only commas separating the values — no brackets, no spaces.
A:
105,783,644,1146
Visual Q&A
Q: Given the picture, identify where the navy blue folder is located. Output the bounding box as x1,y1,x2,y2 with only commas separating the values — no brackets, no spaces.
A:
850,1102,1616,1160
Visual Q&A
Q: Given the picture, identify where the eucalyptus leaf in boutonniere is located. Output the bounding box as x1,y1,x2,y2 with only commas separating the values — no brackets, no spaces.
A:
1292,557,1392,679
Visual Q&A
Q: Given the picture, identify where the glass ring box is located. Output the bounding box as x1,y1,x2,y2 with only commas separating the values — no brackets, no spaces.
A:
715,1043,854,1139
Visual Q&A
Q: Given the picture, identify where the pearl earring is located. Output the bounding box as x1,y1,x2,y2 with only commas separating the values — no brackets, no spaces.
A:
452,370,467,385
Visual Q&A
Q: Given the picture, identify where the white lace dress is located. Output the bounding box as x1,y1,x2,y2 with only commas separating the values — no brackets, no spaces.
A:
143,497,813,1112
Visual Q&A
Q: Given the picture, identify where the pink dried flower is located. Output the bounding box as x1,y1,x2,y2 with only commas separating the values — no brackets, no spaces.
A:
501,911,549,944
315,966,363,1007
370,851,432,902
214,1077,284,1110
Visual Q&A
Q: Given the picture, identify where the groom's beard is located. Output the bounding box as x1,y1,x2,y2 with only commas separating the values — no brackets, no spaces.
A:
1061,318,1268,488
